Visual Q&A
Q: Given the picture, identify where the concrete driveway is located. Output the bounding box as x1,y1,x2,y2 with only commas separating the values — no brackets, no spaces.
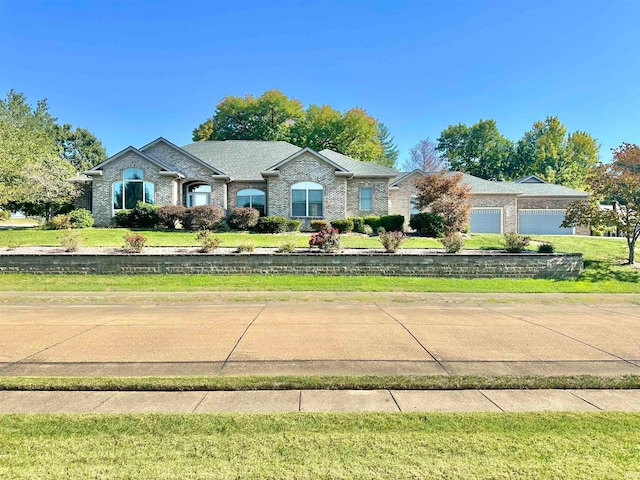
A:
1,294,639,377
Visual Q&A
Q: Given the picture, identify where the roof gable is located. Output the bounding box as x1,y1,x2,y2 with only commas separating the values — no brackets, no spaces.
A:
140,137,227,176
514,175,547,184
265,147,351,173
84,146,183,177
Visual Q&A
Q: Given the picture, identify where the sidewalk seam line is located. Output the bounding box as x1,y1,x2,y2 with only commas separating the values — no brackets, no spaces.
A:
374,303,450,375
478,390,504,412
298,390,302,412
564,389,603,411
221,305,267,370
192,392,209,413
388,390,402,412
90,391,117,412
483,306,637,367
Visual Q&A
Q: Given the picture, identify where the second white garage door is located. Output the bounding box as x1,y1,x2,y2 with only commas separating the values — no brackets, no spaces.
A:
469,208,502,233
518,209,573,235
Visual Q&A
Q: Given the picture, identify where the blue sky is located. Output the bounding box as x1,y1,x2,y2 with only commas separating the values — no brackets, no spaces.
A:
1,0,639,165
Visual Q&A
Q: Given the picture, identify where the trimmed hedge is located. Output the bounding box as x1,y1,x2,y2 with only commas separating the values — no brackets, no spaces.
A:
157,206,187,229
183,205,226,231
331,219,354,233
286,219,302,232
68,209,94,229
349,217,366,234
255,216,290,233
380,214,405,232
409,212,446,237
310,220,329,232
363,216,381,231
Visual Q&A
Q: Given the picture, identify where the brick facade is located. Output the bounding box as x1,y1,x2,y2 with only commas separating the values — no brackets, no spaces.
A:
267,151,348,221
346,178,389,218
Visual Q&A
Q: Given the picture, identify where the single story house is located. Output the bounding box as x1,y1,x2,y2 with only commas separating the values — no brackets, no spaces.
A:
79,137,589,234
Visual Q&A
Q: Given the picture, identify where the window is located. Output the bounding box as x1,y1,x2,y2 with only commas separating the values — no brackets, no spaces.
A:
410,195,421,215
113,168,154,211
360,188,372,210
291,182,323,217
236,188,266,216
187,184,211,207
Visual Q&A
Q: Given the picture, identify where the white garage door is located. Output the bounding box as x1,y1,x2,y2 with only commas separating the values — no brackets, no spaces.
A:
469,208,502,233
518,209,573,235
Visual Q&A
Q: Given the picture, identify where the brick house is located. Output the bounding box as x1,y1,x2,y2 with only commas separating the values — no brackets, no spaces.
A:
81,137,589,234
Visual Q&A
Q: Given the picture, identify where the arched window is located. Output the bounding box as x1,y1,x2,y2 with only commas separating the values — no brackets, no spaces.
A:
236,188,265,216
113,168,154,210
187,184,211,207
410,195,421,216
291,182,323,217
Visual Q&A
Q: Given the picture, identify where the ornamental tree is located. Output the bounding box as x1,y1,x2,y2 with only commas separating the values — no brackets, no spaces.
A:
562,142,640,264
414,171,472,235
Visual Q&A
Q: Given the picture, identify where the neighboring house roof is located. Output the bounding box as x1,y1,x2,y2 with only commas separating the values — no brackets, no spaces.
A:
319,149,398,177
504,181,589,197
390,169,521,195
180,141,301,181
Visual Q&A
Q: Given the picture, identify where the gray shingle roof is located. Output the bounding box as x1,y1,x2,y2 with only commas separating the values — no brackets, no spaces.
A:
319,149,398,177
391,170,522,195
181,141,302,180
504,181,588,197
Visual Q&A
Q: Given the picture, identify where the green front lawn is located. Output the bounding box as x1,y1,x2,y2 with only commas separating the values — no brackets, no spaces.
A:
1,230,638,292
1,413,639,479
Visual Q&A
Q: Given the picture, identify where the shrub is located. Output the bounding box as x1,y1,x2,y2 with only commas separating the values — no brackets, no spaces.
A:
286,219,302,232
255,215,289,233
129,202,161,229
183,205,225,231
229,207,260,231
409,212,446,237
278,241,297,253
440,232,465,253
310,219,329,232
504,232,531,253
378,230,406,253
331,219,354,233
350,217,366,234
59,229,82,252
380,214,405,232
0,209,10,220
112,210,133,228
123,233,147,253
309,227,341,252
44,214,72,230
363,216,381,231
237,242,256,253
363,224,374,235
196,230,222,253
157,206,187,229
68,209,94,229
537,242,555,253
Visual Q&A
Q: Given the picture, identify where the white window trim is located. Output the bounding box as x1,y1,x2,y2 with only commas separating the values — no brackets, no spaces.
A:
112,169,154,214
236,188,266,211
291,182,323,218
360,187,373,211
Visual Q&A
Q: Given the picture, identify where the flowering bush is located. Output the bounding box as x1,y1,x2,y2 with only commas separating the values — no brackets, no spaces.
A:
440,232,465,253
196,230,222,253
309,227,341,252
378,230,406,252
123,233,147,253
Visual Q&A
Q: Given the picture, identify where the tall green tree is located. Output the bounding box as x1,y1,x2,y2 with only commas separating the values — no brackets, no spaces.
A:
515,116,599,188
193,90,385,164
0,90,77,216
54,123,106,172
562,143,640,264
193,90,304,142
436,119,514,179
375,123,399,168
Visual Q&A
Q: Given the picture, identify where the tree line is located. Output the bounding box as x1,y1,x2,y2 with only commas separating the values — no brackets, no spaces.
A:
0,90,106,218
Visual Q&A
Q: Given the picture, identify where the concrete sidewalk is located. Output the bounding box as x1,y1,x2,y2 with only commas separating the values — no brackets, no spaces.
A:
1,389,639,413
1,297,639,377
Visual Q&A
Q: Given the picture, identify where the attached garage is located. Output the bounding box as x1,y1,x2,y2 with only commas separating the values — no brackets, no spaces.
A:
469,208,502,233
518,209,573,235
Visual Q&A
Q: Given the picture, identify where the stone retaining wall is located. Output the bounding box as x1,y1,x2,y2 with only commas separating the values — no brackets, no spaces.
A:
0,252,583,278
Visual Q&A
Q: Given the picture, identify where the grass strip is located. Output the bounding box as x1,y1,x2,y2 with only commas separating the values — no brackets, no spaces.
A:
1,374,639,391
2,272,640,293
1,413,639,479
